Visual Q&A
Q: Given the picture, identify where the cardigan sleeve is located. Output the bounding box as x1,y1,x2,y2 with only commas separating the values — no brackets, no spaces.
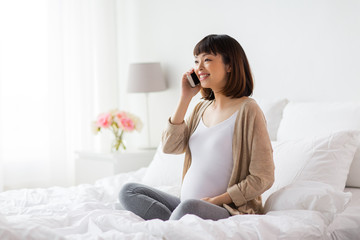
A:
161,118,190,154
227,102,275,207
161,101,209,155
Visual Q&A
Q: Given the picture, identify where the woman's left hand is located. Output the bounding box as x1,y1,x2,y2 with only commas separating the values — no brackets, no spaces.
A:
201,197,219,205
201,192,232,206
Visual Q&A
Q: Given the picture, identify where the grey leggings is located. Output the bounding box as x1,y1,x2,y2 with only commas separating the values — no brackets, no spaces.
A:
119,182,231,221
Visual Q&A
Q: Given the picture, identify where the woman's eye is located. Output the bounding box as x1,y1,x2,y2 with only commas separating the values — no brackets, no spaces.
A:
204,58,211,62
194,60,199,64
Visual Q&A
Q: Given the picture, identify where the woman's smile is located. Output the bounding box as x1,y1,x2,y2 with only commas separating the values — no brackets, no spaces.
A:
199,72,210,81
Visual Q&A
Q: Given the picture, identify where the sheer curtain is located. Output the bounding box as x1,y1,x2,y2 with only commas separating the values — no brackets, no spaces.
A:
0,0,119,190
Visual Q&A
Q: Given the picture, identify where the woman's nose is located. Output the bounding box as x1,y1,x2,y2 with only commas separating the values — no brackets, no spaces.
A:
197,61,204,71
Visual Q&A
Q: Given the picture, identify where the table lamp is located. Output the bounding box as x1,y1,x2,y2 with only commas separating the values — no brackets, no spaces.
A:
127,62,167,148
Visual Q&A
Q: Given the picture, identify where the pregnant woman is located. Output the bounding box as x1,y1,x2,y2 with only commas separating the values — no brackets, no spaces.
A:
119,34,274,221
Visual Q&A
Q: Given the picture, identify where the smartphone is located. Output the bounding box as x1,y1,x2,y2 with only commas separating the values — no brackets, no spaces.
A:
187,72,200,88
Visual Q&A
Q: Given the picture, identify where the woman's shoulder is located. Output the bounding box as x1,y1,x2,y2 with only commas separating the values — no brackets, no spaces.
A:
237,97,261,112
233,97,265,122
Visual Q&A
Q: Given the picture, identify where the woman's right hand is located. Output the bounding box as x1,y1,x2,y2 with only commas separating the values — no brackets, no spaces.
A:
180,69,201,101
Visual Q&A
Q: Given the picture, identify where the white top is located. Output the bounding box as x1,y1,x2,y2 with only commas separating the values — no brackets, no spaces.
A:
180,111,238,201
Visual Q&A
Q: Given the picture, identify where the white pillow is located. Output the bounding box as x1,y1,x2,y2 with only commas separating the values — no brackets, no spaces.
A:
141,144,184,187
264,181,352,224
262,131,360,202
255,98,289,141
277,101,360,141
276,101,360,187
347,149,360,187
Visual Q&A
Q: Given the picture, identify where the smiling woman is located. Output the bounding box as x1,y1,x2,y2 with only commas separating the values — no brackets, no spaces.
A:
194,53,229,90
119,34,274,221
193,34,253,101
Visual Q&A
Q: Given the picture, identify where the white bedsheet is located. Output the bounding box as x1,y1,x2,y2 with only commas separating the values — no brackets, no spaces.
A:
328,187,360,240
0,169,342,240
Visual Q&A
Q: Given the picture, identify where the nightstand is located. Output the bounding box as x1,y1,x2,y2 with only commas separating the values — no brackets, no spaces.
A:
75,149,156,184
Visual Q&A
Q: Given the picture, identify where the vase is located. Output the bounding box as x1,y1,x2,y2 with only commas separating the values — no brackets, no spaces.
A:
112,131,126,152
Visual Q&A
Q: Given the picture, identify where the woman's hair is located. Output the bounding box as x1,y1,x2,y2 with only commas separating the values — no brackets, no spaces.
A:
193,34,254,100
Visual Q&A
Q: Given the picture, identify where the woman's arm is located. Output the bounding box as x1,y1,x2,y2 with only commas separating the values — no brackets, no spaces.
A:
170,97,192,125
170,70,201,124
161,70,201,154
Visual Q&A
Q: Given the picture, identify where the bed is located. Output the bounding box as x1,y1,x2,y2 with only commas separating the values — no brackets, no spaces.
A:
1,99,360,240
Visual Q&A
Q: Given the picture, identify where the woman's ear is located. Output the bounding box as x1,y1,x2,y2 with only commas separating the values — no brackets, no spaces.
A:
226,65,231,73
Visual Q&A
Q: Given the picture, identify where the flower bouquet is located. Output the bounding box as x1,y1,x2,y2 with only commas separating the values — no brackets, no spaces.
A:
94,110,142,152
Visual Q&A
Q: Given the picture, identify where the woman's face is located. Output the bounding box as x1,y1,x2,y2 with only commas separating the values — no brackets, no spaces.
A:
194,52,230,91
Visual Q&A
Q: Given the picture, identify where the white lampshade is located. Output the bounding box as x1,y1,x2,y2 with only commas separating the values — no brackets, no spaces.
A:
127,62,167,93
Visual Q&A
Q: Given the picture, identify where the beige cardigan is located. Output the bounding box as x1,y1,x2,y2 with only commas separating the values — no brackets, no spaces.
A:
161,97,274,215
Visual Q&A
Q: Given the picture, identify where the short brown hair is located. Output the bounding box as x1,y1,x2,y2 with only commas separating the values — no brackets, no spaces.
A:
193,34,254,100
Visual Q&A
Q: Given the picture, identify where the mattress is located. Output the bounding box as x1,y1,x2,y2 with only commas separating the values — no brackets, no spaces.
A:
328,187,360,240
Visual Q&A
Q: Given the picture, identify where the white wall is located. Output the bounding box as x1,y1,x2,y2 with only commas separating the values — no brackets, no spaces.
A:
117,0,360,148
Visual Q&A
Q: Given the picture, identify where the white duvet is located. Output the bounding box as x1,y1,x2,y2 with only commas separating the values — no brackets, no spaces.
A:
0,169,331,240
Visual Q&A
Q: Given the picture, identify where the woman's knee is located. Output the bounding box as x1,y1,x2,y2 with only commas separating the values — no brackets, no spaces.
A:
169,199,230,221
177,199,201,212
119,182,140,206
169,199,202,220
118,182,173,221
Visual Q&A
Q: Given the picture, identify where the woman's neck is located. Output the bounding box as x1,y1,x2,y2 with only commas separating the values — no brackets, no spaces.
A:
212,93,231,110
212,92,246,110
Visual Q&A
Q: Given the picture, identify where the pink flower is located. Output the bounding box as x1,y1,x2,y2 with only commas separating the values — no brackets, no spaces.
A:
119,117,135,131
96,113,112,128
115,111,127,120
